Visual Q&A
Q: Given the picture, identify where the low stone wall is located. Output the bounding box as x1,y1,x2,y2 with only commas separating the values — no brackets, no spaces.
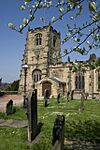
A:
0,94,23,112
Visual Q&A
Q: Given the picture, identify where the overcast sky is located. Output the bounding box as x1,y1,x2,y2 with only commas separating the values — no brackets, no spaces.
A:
0,0,100,83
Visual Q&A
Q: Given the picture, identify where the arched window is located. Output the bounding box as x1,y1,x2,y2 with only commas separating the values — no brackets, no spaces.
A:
75,72,84,90
53,36,56,47
98,71,100,90
35,33,42,45
95,67,100,91
32,69,41,83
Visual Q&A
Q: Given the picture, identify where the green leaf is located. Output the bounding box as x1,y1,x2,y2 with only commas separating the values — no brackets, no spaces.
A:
74,38,80,42
67,24,70,29
29,9,32,15
24,0,32,2
32,5,35,8
74,47,85,55
69,3,74,9
68,29,73,33
89,45,92,49
72,65,78,72
80,48,85,55
59,15,63,20
68,0,73,2
20,5,25,10
51,16,55,23
19,25,23,31
63,37,67,43
64,49,68,54
77,38,80,42
92,13,100,21
67,33,72,38
30,15,35,21
59,7,64,13
70,16,74,20
8,23,15,29
23,18,28,25
89,1,96,12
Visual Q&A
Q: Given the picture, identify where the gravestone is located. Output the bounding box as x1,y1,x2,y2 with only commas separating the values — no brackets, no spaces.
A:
24,97,29,116
67,91,70,101
85,92,89,100
6,99,15,115
52,115,65,150
27,89,38,142
44,89,49,107
57,93,60,103
23,97,29,109
79,90,85,111
70,90,74,100
23,96,28,108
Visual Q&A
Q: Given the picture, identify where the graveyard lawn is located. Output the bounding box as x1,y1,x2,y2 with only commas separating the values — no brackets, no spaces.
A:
0,98,100,150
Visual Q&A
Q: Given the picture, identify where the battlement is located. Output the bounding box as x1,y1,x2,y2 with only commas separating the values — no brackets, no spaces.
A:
28,25,60,36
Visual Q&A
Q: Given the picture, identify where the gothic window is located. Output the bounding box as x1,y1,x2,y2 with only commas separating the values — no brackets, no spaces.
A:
32,69,41,83
53,36,56,47
75,72,84,90
98,71,100,90
35,33,42,45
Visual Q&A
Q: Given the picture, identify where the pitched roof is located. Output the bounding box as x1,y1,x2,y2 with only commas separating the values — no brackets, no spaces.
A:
36,77,66,84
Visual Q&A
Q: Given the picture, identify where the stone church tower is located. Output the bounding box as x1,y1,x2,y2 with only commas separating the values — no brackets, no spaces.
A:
19,26,61,95
19,25,100,99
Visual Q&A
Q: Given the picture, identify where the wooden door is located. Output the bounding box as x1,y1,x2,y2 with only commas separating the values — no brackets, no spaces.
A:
42,81,51,97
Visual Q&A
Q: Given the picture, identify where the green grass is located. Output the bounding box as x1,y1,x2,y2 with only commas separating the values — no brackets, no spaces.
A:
0,106,26,120
0,98,100,150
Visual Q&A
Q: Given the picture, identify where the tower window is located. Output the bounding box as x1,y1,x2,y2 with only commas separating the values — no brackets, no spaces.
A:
35,33,42,45
53,36,56,47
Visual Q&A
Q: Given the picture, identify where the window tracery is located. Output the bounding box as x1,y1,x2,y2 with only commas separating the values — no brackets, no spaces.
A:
75,72,84,90
35,33,42,45
32,69,41,83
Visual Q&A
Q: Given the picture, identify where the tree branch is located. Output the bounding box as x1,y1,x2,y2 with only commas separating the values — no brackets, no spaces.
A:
16,0,43,33
49,0,85,25
62,19,100,44
61,26,100,57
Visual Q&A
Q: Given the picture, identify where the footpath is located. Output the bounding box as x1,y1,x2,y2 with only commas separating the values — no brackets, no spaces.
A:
0,119,27,128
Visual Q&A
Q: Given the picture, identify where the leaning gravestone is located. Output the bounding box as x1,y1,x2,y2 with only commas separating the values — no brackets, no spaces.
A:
52,115,65,150
6,99,15,115
27,89,38,142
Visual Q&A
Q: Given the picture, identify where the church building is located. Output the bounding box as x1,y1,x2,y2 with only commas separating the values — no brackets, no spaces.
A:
19,26,100,99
